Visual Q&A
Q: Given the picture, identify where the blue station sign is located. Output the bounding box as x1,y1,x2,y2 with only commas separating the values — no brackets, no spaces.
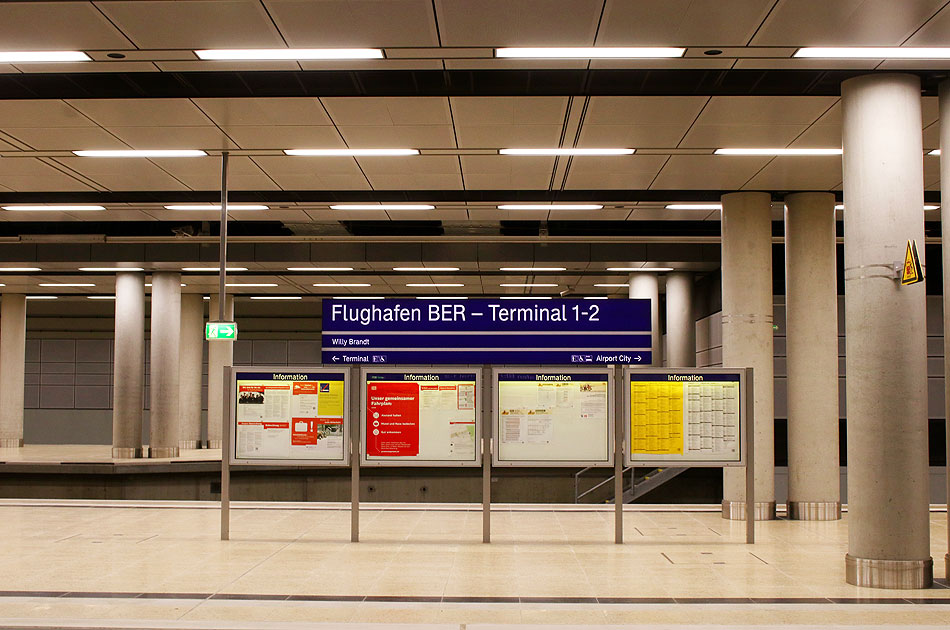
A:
321,298,652,365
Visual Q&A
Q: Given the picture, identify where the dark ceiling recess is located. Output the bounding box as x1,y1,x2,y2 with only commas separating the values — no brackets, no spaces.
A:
0,69,947,99
0,221,293,238
341,221,444,237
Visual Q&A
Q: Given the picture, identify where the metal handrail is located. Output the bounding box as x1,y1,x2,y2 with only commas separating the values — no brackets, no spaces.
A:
575,466,632,503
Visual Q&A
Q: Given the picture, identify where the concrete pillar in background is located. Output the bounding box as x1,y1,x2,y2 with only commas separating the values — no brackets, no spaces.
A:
784,192,841,520
112,273,145,458
179,293,205,449
148,272,182,458
207,294,233,449
939,77,950,583
721,191,775,520
629,273,661,366
665,272,695,367
841,73,931,588
0,294,27,448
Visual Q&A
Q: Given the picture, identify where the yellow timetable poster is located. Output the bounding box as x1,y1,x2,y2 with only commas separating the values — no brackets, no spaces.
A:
630,374,740,462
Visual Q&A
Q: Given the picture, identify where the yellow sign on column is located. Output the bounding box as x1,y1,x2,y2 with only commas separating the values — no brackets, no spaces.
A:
900,239,923,286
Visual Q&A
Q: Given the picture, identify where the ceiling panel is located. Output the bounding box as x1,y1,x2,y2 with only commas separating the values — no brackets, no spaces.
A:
336,126,456,149
906,5,950,44
155,60,301,72
51,157,189,191
67,99,214,127
578,97,707,147
96,0,285,48
435,0,601,46
222,126,345,150
750,0,946,46
148,156,278,191
0,2,132,49
252,156,370,190
322,98,452,126
460,155,555,189
443,59,589,70
743,156,842,190
0,101,96,128
679,96,838,148
452,96,567,147
650,155,769,189
357,155,462,190
564,155,669,189
680,124,813,149
265,0,439,47
924,156,941,189
106,126,237,151
598,0,775,47
923,123,939,150
193,98,332,127
0,158,92,192
2,127,128,151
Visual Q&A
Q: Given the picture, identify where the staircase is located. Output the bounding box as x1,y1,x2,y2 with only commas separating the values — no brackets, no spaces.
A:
574,466,688,503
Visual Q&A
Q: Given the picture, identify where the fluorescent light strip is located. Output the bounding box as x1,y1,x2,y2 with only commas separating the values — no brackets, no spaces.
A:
250,296,302,300
500,283,558,287
606,267,674,272
496,47,684,59
165,204,269,211
287,267,354,271
182,267,248,272
330,204,434,210
0,51,90,63
145,284,188,287
930,150,942,156
416,297,468,300
497,204,603,210
0,283,5,287
225,283,277,287
196,48,383,60
594,284,630,287
332,296,383,300
79,267,144,272
0,267,41,272
39,283,94,287
73,150,206,158
2,205,105,211
314,283,370,287
286,149,418,156
715,148,842,156
500,148,634,156
406,283,464,287
393,267,459,272
795,47,950,59
584,297,609,300
203,296,210,300
87,296,116,300
26,296,57,300
834,204,939,210
499,267,566,272
665,204,721,210
499,296,553,300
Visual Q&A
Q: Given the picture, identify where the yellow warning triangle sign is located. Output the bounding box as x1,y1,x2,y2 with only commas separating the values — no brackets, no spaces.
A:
901,239,924,286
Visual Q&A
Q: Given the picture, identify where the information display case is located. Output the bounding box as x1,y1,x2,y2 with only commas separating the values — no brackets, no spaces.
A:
229,366,350,466
360,367,482,467
492,367,614,467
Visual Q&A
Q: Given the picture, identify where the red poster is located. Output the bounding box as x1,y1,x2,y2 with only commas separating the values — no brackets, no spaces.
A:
366,381,420,456
291,419,318,445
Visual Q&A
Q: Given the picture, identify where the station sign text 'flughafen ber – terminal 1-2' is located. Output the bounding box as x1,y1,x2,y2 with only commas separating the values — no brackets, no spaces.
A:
321,298,652,365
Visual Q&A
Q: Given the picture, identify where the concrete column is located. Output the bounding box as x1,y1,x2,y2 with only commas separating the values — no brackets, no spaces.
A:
665,272,695,367
842,73,931,588
112,273,145,458
784,192,841,520
148,272,181,458
629,273,662,366
940,78,950,583
721,191,775,520
179,294,205,449
207,294,233,449
0,294,26,448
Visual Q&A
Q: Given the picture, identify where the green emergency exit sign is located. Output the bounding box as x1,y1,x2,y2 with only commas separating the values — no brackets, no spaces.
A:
205,322,237,340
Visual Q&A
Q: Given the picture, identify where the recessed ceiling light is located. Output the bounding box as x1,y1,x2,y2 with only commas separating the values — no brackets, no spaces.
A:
794,47,950,59
196,48,383,60
406,283,464,287
144,283,187,287
715,148,842,156
416,297,468,300
87,296,116,300
164,204,269,211
225,283,277,287
26,295,57,300
499,296,553,300
39,283,95,287
0,267,41,272
393,267,459,272
500,283,559,287
499,267,567,272
606,267,674,272
497,204,603,210
2,205,105,211
203,296,210,300
287,267,355,271
332,296,383,300
285,149,418,156
584,296,609,300
834,204,938,211
74,150,206,158
594,283,630,287
181,267,248,272
79,267,145,272
496,47,685,59
929,150,941,156
330,204,435,210
314,283,371,287
665,204,721,210
0,51,91,63
250,296,302,300
500,148,634,156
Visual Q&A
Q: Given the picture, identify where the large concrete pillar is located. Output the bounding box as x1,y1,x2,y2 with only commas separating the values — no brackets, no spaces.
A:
629,273,662,366
842,73,931,588
179,293,205,449
665,272,695,367
784,192,841,520
0,294,26,448
721,191,775,520
112,273,145,458
149,272,181,458
207,294,233,449
940,78,950,582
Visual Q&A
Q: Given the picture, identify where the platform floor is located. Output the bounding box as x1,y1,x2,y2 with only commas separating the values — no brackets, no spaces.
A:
0,500,947,628
0,444,219,464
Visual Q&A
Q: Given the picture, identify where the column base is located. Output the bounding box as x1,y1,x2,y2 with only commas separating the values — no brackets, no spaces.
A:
0,438,23,448
787,501,841,520
206,440,222,449
721,500,776,521
845,554,933,589
148,446,180,459
112,447,143,459
178,440,201,450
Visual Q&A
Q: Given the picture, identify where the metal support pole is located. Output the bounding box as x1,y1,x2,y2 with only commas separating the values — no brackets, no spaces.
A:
218,151,229,322
614,366,624,544
220,367,231,541
482,366,492,543
350,366,360,543
745,367,755,544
